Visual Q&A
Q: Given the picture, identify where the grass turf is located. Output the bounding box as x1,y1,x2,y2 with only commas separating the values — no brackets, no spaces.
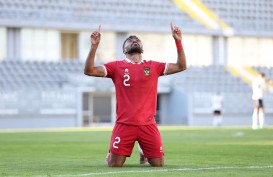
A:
0,126,273,177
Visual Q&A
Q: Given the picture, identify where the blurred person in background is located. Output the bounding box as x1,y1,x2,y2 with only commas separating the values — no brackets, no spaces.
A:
84,23,187,167
251,72,272,129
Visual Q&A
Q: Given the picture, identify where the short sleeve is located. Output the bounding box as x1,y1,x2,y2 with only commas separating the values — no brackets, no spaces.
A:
104,61,117,78
152,61,168,76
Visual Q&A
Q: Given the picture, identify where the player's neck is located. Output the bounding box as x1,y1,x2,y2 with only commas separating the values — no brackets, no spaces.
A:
126,53,142,63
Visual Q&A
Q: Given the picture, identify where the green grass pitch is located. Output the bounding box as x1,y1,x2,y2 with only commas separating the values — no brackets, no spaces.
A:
0,126,273,177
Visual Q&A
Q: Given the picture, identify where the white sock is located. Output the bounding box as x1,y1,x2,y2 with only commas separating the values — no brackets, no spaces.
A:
213,117,218,126
105,152,110,166
258,112,264,129
218,116,222,126
138,143,144,155
252,110,258,129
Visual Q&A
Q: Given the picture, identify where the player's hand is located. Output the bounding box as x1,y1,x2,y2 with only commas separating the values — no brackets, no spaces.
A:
170,22,182,41
91,25,101,47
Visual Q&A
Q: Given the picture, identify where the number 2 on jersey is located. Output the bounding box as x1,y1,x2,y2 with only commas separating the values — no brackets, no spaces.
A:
123,74,130,86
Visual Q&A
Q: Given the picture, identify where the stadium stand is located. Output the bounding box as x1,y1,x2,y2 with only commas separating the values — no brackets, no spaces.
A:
200,0,273,34
0,0,206,33
0,0,273,128
172,65,252,93
0,60,115,91
0,0,272,35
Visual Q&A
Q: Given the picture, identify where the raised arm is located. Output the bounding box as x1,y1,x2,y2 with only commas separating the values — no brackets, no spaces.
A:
84,25,106,77
166,23,187,75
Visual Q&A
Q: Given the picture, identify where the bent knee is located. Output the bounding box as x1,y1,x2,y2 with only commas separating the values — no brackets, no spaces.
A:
148,158,164,167
108,153,126,167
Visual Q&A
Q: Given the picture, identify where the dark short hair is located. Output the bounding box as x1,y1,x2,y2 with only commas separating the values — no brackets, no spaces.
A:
123,35,139,50
260,72,265,77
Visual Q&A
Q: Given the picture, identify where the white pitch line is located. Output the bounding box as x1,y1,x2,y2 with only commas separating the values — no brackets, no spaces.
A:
54,165,273,177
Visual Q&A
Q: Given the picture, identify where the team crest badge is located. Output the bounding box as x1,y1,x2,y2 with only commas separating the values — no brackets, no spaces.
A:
143,67,150,76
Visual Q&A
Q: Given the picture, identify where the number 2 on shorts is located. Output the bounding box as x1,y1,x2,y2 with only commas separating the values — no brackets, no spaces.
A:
113,137,120,149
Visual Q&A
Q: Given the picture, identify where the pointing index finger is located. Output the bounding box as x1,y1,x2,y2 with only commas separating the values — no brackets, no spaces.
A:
98,25,101,33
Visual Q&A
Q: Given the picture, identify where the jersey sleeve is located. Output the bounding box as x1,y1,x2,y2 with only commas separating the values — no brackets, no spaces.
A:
152,61,168,76
104,61,116,78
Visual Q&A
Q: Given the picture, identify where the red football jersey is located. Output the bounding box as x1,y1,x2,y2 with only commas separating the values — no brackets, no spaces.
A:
104,59,168,125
